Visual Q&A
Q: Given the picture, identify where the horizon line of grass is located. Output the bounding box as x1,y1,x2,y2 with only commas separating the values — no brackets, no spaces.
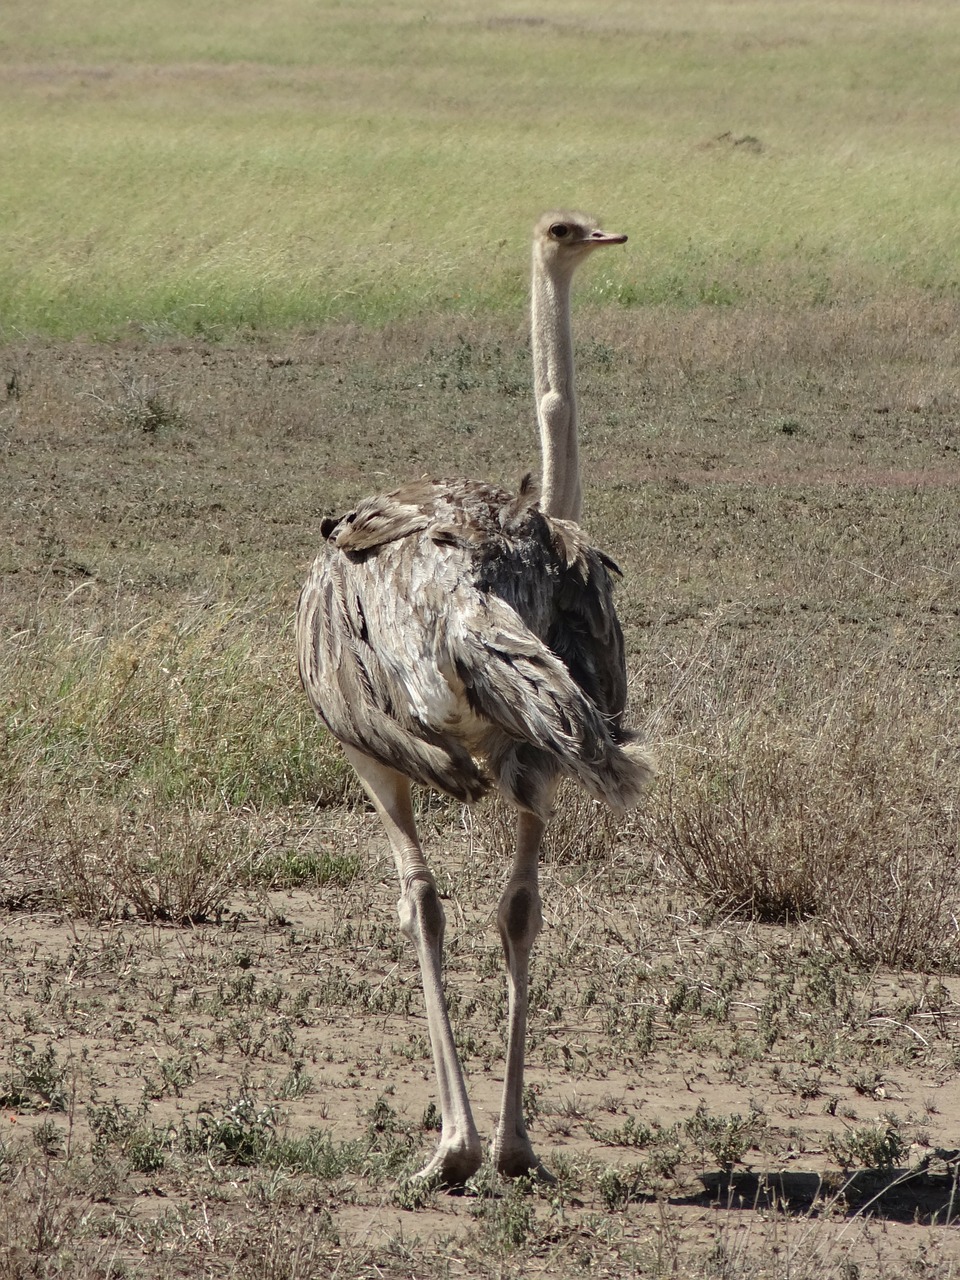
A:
9,255,953,345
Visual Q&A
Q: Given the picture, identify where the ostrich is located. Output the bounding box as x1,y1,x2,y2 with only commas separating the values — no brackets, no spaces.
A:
297,211,654,1183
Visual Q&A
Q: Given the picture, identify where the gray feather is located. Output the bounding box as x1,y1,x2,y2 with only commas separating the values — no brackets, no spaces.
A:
297,479,654,819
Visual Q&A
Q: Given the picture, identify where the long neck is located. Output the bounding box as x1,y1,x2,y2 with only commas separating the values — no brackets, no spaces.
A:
532,255,581,522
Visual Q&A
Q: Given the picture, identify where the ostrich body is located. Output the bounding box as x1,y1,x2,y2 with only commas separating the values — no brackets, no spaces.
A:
297,212,654,1182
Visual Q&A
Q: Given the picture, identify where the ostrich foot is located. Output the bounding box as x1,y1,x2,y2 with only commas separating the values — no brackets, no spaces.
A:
493,1135,556,1183
414,1138,484,1187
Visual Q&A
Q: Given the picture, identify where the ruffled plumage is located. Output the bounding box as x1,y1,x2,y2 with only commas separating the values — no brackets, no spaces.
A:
297,476,653,819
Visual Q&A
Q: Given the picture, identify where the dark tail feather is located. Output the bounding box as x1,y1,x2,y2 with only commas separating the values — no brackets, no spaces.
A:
452,623,655,816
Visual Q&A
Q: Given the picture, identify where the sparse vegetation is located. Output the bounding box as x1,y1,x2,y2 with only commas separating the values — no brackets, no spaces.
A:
0,1044,69,1114
826,1117,908,1174
0,1,959,1274
1,303,957,1275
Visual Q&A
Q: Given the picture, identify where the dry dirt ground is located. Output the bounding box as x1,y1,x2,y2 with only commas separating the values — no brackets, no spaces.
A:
1,307,959,1277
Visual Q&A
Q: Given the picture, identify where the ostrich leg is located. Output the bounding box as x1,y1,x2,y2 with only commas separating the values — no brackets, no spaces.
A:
344,746,483,1183
492,807,551,1179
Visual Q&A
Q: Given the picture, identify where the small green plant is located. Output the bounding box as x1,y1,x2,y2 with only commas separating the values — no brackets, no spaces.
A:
273,1061,315,1101
365,1095,403,1140
521,1083,541,1131
826,1117,906,1171
32,1119,65,1157
586,1114,655,1148
596,1162,651,1212
257,1130,371,1180
391,1174,438,1210
249,847,361,889
471,1173,537,1249
849,1069,885,1098
182,1095,279,1167
142,1053,196,1100
0,1044,68,1113
684,1103,766,1171
421,1102,442,1133
88,1100,173,1173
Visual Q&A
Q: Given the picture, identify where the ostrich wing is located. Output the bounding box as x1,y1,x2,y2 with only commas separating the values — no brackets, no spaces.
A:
297,481,649,816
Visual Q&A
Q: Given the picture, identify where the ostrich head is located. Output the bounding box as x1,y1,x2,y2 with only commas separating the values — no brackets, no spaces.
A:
533,210,627,277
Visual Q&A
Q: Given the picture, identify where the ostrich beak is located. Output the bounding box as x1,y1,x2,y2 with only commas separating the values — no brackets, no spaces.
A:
586,229,628,246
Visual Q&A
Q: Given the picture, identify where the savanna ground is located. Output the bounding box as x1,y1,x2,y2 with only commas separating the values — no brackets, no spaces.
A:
2,303,959,1278
2,1,960,1276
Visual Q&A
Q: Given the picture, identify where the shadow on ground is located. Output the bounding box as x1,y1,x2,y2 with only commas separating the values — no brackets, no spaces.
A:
694,1152,960,1225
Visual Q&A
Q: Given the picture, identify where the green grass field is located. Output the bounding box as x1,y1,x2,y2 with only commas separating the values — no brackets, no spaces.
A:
2,0,959,336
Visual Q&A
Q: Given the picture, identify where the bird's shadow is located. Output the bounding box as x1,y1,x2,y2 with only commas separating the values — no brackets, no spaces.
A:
447,1152,960,1229
685,1152,960,1227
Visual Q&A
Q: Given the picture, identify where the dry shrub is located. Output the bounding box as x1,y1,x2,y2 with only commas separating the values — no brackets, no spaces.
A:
826,838,959,970
0,805,56,911
0,599,358,922
4,800,253,923
1,600,348,811
648,628,960,973
464,785,631,870
656,745,839,922
656,743,959,970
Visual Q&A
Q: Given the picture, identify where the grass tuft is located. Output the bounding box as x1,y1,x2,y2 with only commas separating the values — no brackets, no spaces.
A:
650,643,960,972
2,604,348,810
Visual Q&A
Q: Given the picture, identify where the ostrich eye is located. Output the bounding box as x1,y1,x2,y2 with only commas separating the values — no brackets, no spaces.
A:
549,223,570,239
